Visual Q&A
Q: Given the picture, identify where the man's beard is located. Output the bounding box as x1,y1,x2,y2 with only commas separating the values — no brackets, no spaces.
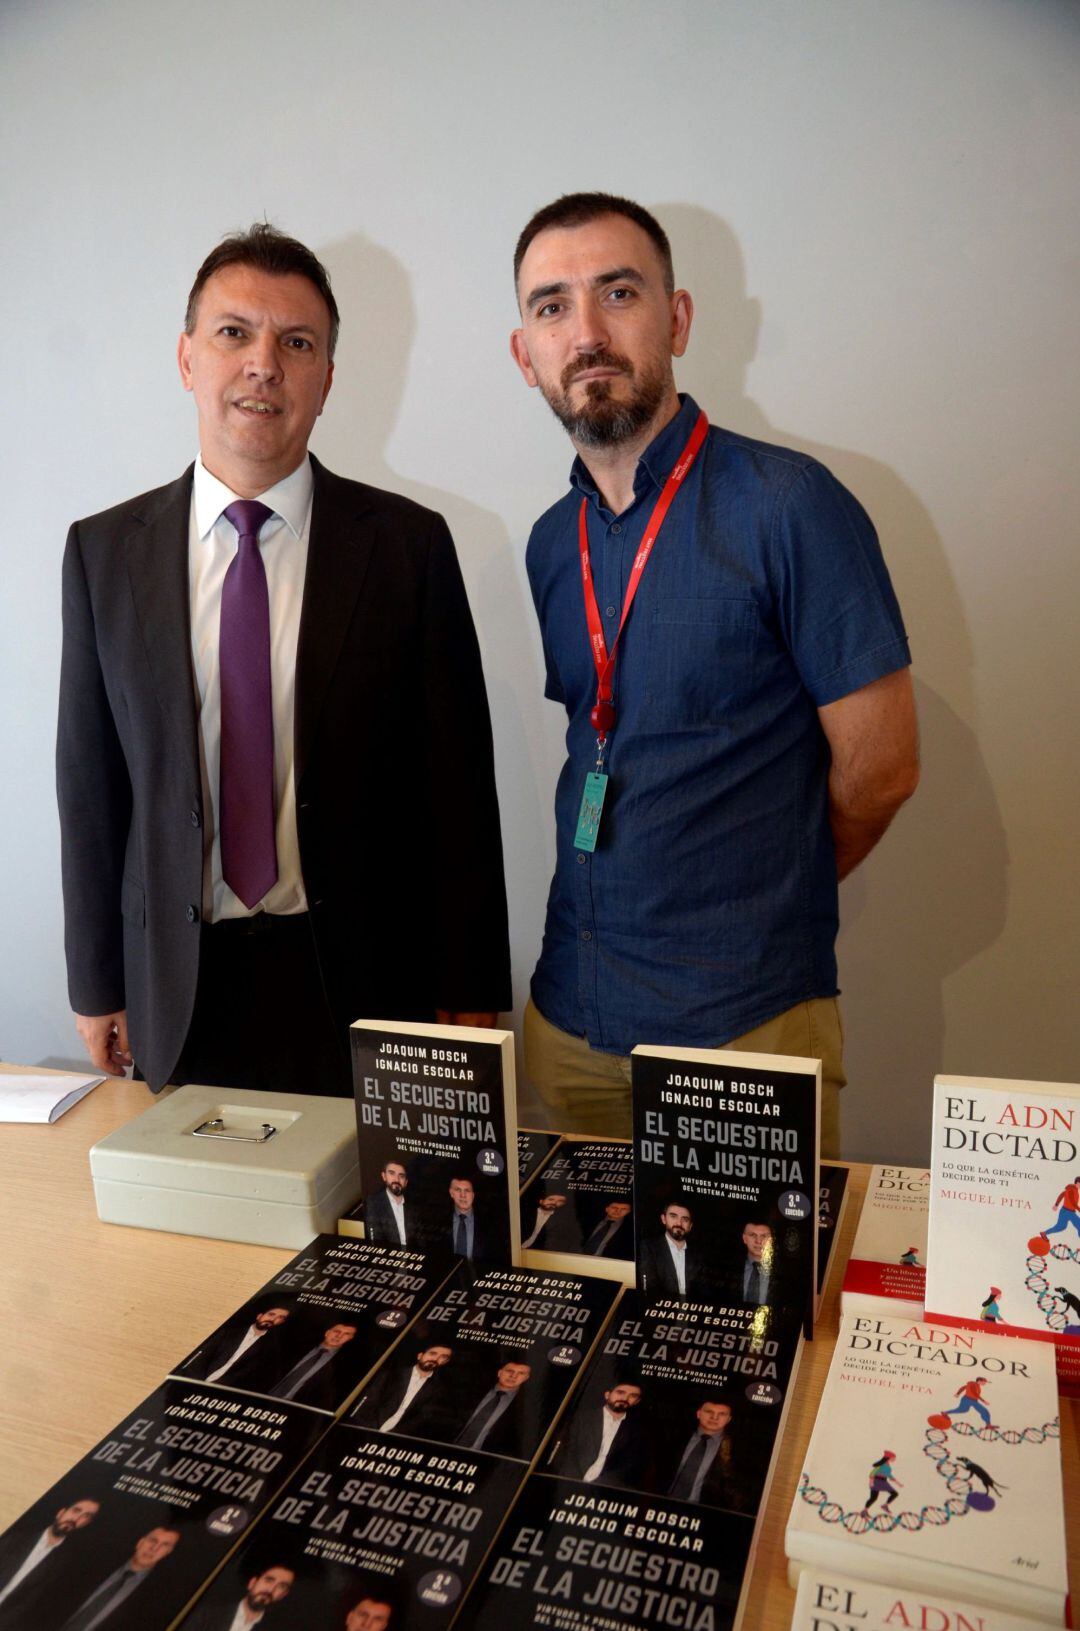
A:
247,1588,275,1610
540,351,668,448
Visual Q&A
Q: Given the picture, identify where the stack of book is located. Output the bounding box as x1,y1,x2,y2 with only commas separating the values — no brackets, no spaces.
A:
519,1134,635,1284
178,1263,620,1626
786,1311,1067,1622
0,1234,454,1630
458,1042,823,1630
460,1290,805,1629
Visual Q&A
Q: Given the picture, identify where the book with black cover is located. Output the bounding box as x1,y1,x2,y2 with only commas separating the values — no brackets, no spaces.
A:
181,1265,620,1627
631,1045,820,1333
0,1380,324,1631
348,1263,620,1461
170,1234,453,1416
456,1473,756,1631
520,1136,634,1285
459,1290,802,1629
351,1020,519,1265
816,1164,850,1308
518,1129,562,1188
175,1423,524,1630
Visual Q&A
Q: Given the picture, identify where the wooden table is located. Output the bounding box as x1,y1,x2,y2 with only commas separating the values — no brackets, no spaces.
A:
0,1074,1076,1628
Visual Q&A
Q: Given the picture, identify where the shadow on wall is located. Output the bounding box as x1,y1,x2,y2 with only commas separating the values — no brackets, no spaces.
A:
657,203,1008,1165
307,231,551,1121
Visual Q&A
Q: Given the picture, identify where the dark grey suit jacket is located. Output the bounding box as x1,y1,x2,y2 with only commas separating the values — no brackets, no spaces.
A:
57,458,511,1088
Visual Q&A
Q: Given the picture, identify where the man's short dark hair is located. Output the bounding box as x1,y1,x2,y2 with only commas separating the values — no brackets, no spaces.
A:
514,192,674,296
184,222,340,358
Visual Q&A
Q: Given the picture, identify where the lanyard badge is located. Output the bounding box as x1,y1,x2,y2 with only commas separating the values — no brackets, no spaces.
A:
572,408,709,853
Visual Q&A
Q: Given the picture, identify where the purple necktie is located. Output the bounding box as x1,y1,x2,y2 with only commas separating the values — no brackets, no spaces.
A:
220,500,278,909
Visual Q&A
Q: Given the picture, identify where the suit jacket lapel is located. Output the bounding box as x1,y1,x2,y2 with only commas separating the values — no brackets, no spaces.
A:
123,468,200,753
295,455,376,790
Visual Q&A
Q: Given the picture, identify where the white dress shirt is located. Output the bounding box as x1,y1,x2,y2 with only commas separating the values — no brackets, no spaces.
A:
583,1407,625,1483
189,455,313,921
387,1191,407,1245
228,1599,265,1631
665,1234,688,1296
381,1366,432,1432
0,1527,61,1606
206,1322,267,1383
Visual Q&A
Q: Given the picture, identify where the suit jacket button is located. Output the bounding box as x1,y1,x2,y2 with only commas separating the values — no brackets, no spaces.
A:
187,904,200,923
190,809,201,828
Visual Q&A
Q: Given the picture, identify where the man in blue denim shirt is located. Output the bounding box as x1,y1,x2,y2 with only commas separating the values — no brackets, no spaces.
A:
510,194,919,1155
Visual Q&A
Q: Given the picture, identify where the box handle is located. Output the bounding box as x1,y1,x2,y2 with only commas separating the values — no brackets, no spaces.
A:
192,1117,277,1144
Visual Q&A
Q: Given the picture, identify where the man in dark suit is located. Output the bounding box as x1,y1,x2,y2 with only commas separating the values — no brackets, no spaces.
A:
0,1498,100,1630
181,1563,295,1631
447,1177,485,1261
637,1202,708,1300
364,1160,413,1246
659,1400,745,1509
555,1382,646,1488
582,1200,632,1258
265,1320,358,1410
57,224,511,1095
178,1301,293,1389
351,1343,454,1437
454,1359,532,1456
58,1523,181,1631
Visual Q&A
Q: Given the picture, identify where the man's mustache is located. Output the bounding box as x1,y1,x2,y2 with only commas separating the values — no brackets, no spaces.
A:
560,351,633,390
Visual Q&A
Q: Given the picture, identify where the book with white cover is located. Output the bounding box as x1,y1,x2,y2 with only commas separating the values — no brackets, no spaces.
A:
791,1565,1047,1631
926,1074,1080,1389
842,1164,928,1320
785,1312,1066,1623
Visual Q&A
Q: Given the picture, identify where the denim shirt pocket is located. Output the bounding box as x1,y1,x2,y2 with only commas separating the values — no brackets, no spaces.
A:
639,597,762,733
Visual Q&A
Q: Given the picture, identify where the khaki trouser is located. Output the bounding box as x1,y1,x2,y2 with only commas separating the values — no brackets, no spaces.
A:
523,995,845,1159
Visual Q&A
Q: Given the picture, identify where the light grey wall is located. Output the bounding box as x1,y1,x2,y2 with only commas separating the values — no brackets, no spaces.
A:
3,0,1077,1161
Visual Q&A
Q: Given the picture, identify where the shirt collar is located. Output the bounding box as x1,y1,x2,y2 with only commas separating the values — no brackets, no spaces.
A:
569,393,701,509
193,453,313,543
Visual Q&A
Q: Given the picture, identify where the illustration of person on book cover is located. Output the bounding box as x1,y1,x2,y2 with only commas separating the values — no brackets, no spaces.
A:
900,1245,921,1266
1036,1174,1080,1244
861,1450,901,1515
980,1286,1003,1322
944,1377,994,1429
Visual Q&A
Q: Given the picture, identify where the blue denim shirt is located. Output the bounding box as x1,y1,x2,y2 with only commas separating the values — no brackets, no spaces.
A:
527,395,910,1055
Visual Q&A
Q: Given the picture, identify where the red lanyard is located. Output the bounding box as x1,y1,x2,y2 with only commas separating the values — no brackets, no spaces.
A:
578,408,709,741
